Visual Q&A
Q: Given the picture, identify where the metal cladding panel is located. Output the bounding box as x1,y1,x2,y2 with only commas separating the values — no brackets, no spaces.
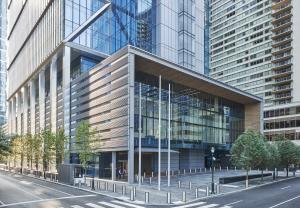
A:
70,52,130,151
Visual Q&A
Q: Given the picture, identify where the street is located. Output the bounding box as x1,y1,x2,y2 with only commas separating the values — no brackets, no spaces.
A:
1,171,300,208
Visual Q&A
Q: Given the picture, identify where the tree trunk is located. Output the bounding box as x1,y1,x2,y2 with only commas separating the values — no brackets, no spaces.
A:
246,170,249,188
261,169,264,183
286,165,289,177
273,168,276,180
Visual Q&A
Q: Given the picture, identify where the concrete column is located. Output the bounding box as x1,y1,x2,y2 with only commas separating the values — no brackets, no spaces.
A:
112,151,116,181
63,46,71,137
12,97,16,134
30,80,36,135
17,92,22,135
50,56,57,133
39,70,46,131
23,86,29,134
128,53,135,184
8,100,12,134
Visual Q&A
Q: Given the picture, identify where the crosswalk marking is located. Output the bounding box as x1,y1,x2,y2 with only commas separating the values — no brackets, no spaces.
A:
219,206,232,208
222,184,239,188
175,201,206,208
85,203,105,208
111,200,145,208
196,204,219,208
98,201,124,208
71,205,84,208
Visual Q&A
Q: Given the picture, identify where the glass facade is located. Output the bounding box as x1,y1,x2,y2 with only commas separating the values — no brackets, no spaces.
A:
64,0,205,73
134,71,245,150
64,0,156,55
0,0,6,125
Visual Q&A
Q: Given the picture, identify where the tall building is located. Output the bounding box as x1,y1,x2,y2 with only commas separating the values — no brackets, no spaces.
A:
0,0,7,125
209,0,300,142
7,0,262,183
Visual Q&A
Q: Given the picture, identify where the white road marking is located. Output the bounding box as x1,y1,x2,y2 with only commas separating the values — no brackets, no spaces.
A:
269,195,300,208
281,186,291,190
0,195,96,207
225,200,243,206
20,180,32,185
111,200,145,208
99,201,125,208
0,201,4,205
175,201,206,208
71,205,84,208
31,182,73,196
86,203,105,208
222,184,239,188
196,204,219,208
197,188,207,192
219,206,232,208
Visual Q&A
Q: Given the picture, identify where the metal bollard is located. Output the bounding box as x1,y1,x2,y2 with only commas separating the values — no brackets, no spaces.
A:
216,184,220,194
210,167,212,172
141,176,144,183
149,177,152,184
113,184,116,192
194,168,196,173
79,180,82,188
189,168,192,173
195,188,199,198
178,180,181,188
133,186,136,197
246,179,249,188
206,186,209,196
122,185,126,195
144,172,146,178
200,168,202,173
130,189,135,201
172,170,174,176
235,166,237,171
165,170,167,176
182,191,186,202
189,181,192,190
205,168,207,173
227,166,229,171
167,192,171,204
219,166,221,171
184,169,186,174
145,192,149,204
136,175,139,182
152,172,154,177
105,182,108,191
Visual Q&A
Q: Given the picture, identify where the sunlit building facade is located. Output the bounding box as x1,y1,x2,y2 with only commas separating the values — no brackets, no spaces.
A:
7,0,262,183
0,0,6,125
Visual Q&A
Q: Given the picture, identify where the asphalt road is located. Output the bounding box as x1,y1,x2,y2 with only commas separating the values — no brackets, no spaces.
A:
1,170,300,208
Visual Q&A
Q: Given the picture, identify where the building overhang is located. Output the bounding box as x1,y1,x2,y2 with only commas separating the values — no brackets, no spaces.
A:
127,46,262,105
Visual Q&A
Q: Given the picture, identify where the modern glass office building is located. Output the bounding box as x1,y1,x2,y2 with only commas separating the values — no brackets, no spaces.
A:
7,0,262,183
0,0,6,125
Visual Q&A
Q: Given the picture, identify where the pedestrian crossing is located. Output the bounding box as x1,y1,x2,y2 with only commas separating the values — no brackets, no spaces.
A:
67,200,233,208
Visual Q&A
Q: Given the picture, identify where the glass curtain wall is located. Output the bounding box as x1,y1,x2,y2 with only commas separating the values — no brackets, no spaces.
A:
134,72,245,149
64,0,156,55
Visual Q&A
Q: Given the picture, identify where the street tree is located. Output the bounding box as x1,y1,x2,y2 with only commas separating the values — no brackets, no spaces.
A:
41,129,56,178
0,127,10,163
55,128,68,168
33,134,42,172
276,137,299,177
231,130,267,186
25,134,34,169
265,142,280,180
74,121,98,176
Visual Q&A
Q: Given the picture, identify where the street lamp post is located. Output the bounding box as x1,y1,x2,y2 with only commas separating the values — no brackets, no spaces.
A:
91,154,95,190
211,147,215,194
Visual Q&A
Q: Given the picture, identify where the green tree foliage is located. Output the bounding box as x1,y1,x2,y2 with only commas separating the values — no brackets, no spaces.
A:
0,127,10,162
276,137,299,177
55,128,68,168
231,130,268,184
40,129,56,175
33,134,42,171
25,134,34,169
74,121,98,175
